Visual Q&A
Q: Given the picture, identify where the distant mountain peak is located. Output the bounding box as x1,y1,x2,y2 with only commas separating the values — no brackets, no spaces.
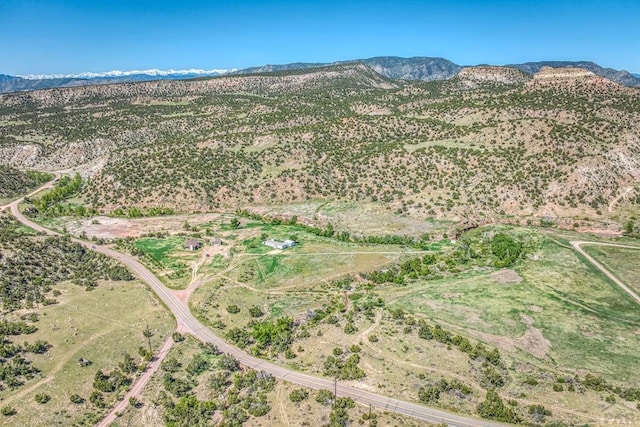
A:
360,56,460,82
2,57,639,94
17,68,234,80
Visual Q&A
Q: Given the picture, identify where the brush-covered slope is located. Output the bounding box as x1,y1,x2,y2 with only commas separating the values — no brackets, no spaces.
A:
0,63,638,221
0,166,52,198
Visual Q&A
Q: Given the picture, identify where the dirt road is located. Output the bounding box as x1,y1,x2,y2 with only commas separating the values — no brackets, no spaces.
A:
96,336,175,427
570,241,640,304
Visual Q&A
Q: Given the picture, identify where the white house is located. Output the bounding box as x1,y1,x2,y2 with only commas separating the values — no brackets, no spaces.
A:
263,239,296,249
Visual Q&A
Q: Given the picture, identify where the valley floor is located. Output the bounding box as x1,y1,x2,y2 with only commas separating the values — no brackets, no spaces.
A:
2,180,640,426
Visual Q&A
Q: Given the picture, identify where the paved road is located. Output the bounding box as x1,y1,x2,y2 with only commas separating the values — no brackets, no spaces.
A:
571,241,640,304
5,182,506,427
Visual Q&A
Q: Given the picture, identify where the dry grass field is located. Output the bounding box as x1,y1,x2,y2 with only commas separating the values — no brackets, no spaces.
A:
0,281,174,426
112,336,427,427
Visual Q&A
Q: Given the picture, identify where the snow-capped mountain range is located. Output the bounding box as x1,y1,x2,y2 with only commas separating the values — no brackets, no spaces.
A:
18,68,233,80
0,68,236,93
1,59,639,94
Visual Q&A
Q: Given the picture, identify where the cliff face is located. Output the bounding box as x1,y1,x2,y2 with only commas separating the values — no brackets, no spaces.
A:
526,66,625,93
457,66,531,84
533,67,595,80
511,61,640,87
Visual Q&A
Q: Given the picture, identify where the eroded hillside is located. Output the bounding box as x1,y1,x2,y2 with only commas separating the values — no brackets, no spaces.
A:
1,63,639,222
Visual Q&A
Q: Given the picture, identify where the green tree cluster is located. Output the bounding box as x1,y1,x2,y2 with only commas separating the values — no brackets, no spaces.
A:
477,390,520,423
491,233,522,267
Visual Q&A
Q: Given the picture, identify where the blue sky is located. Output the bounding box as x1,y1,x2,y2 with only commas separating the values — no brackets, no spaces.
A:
1,0,639,75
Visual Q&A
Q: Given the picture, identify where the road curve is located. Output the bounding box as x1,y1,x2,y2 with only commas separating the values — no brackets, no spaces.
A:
5,181,506,427
571,241,640,305
0,172,60,213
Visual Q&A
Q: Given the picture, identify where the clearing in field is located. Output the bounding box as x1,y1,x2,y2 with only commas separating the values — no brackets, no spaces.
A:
125,216,424,292
133,236,195,289
249,200,453,238
387,236,640,380
189,220,423,332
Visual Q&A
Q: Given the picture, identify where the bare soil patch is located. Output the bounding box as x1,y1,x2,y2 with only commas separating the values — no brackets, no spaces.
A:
465,312,492,328
520,313,535,326
444,292,463,299
475,327,551,359
519,327,552,359
474,313,551,359
576,227,623,238
491,269,523,284
67,213,223,239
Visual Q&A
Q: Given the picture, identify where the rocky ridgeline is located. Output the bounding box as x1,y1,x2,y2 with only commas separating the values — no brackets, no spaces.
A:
450,66,531,89
527,66,626,92
458,66,530,83
533,67,596,80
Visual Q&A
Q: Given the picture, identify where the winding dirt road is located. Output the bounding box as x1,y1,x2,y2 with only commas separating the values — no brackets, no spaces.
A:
570,241,640,304
608,187,634,213
96,336,175,427
4,181,507,427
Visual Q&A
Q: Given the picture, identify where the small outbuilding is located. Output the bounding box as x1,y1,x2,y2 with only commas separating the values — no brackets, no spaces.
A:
184,238,201,251
263,239,296,250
